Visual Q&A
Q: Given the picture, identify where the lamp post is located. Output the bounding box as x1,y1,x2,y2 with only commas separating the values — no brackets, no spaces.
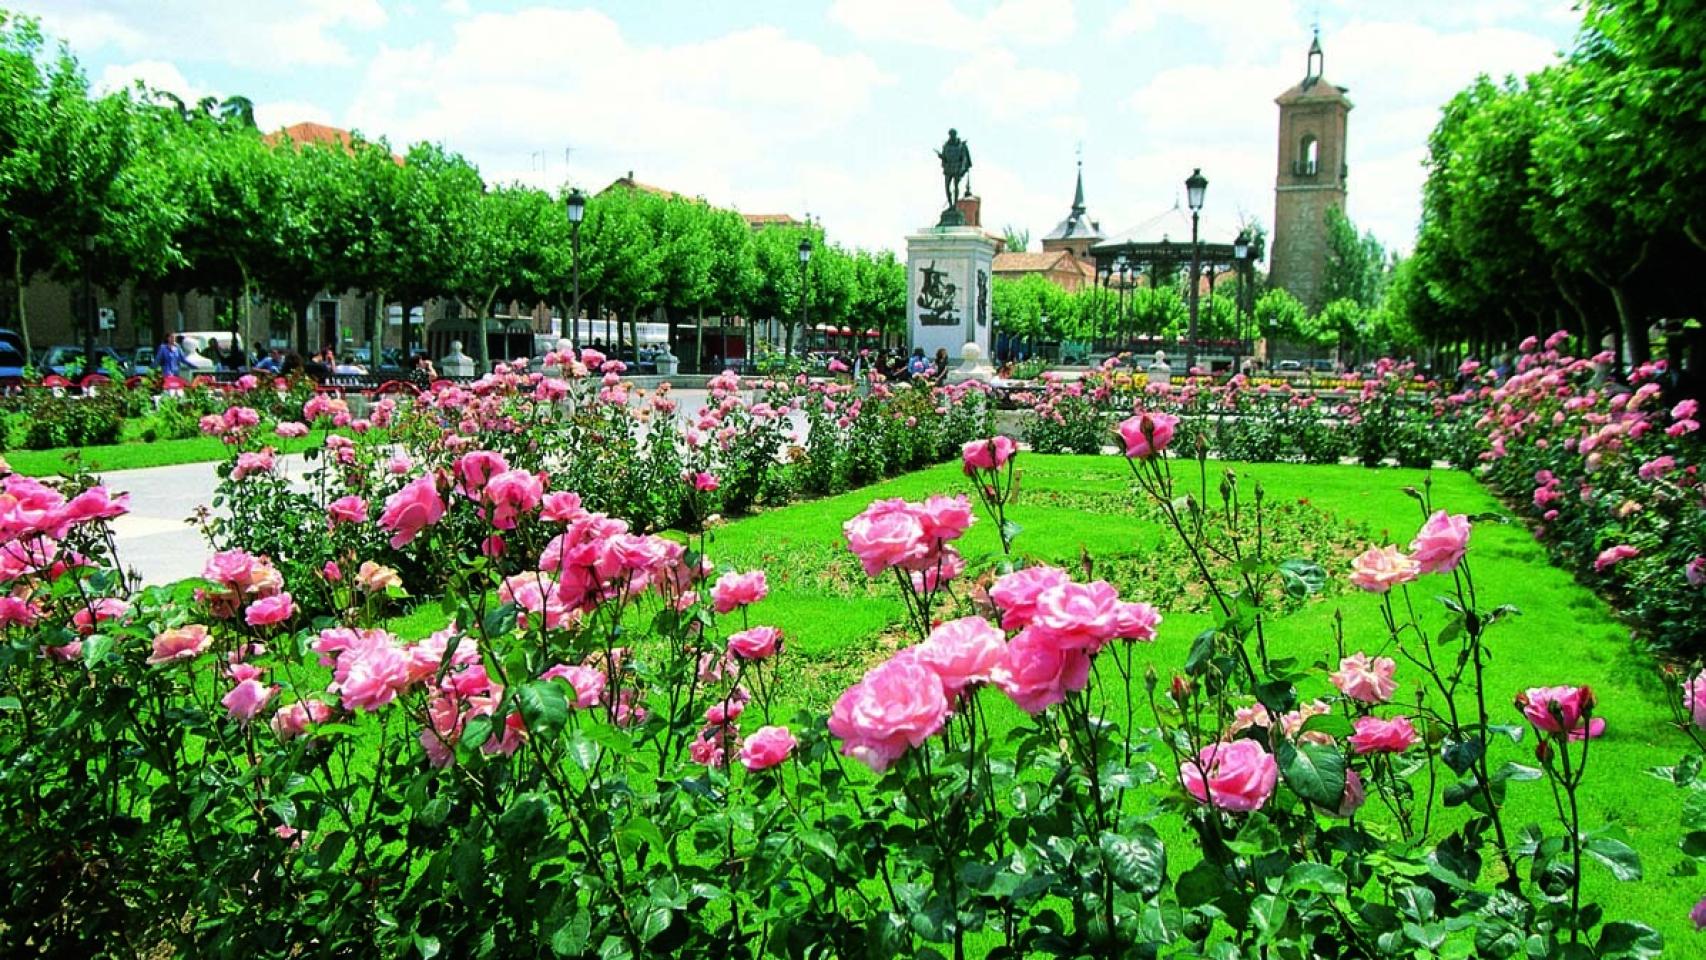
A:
796,236,812,357
81,234,96,383
1233,229,1250,374
1114,255,1130,351
565,188,585,345
1184,168,1207,371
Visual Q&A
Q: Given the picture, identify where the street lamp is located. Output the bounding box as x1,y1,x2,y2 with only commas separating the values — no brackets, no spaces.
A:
797,236,812,356
1233,229,1251,373
82,234,96,383
1184,168,1207,371
565,188,586,344
1114,255,1130,350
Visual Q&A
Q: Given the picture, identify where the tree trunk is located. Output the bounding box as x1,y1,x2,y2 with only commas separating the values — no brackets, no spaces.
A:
401,300,418,362
14,246,31,362
1609,283,1648,367
294,295,313,356
475,291,497,375
695,307,705,374
370,290,386,371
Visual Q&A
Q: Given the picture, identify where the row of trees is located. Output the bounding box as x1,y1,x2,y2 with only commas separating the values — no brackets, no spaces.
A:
0,11,907,373
1396,0,1706,366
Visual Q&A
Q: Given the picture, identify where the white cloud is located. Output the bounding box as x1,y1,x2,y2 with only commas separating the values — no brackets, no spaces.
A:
941,48,1080,119
829,0,1076,49
24,0,388,68
94,59,207,101
1113,0,1300,52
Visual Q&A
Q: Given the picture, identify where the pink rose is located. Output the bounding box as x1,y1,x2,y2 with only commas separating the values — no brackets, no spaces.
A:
275,421,309,438
1592,544,1638,573
1684,670,1706,729
988,565,1070,630
991,627,1093,714
379,474,446,549
738,725,797,771
914,616,1006,697
540,664,606,708
1409,511,1470,574
1348,715,1417,754
232,449,275,480
828,651,950,771
1329,653,1397,704
1693,895,1706,931
148,624,211,665
1688,556,1706,587
56,486,129,529
223,677,278,724
541,491,587,524
453,450,510,498
961,436,1016,474
1328,767,1366,818
1349,545,1421,593
580,348,606,371
72,597,130,635
244,592,295,627
915,494,975,543
356,561,402,593
1029,580,1122,652
271,699,332,740
689,471,720,492
711,570,768,614
1180,738,1278,812
1517,685,1604,741
485,469,544,530
843,502,929,577
0,596,39,627
1114,601,1161,641
728,625,783,661
326,496,368,527
1117,411,1179,459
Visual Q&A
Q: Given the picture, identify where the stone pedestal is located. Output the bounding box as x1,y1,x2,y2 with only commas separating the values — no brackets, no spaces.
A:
906,225,997,363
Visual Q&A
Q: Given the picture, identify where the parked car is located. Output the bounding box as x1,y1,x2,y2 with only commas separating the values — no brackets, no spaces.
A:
1277,360,1303,372
39,345,129,379
0,341,26,381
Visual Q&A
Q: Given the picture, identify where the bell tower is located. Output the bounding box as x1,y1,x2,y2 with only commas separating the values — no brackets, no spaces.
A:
1270,30,1352,313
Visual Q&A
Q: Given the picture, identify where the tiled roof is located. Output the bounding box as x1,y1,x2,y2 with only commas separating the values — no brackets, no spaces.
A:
743,213,801,227
992,251,1071,273
263,122,402,163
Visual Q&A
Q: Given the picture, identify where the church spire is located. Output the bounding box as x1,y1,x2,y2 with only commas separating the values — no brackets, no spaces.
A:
1303,28,1323,89
1071,159,1085,215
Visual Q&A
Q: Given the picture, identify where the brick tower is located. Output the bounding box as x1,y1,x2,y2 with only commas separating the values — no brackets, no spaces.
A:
1270,31,1352,313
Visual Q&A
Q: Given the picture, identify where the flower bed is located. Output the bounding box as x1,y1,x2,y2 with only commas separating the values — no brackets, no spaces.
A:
3,376,1702,954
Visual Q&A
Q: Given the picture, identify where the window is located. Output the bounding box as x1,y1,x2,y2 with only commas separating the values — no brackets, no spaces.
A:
1297,136,1319,176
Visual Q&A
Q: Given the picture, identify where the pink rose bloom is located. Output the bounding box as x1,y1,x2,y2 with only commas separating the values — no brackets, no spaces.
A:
828,651,950,772
331,635,415,712
914,616,1006,697
148,624,211,665
1683,670,1706,729
992,627,1093,714
1692,895,1706,931
1592,544,1638,573
915,494,975,543
909,546,966,593
72,597,130,635
1180,739,1278,812
56,486,129,529
1117,411,1180,459
580,348,606,371
232,449,275,480
1518,685,1604,741
1669,419,1699,437
728,625,783,661
486,469,544,530
690,731,729,767
275,421,309,438
689,471,720,492
738,725,797,771
1114,601,1161,642
705,692,748,726
988,565,1070,630
1029,580,1122,652
356,561,402,593
711,570,768,614
0,596,39,627
1409,511,1470,574
453,450,511,498
271,699,332,740
1329,767,1367,818
379,474,446,549
540,664,606,708
842,503,929,577
223,678,278,724
541,491,587,524
326,495,368,527
1330,653,1398,704
1689,556,1706,588
961,436,1017,474
244,592,295,627
1349,545,1421,593
1348,715,1417,754
1673,398,1698,421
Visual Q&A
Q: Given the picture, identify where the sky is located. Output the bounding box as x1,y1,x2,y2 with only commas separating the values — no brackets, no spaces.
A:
22,0,1582,260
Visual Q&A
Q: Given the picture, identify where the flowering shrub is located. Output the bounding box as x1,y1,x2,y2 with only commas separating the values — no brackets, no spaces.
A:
1,396,1682,955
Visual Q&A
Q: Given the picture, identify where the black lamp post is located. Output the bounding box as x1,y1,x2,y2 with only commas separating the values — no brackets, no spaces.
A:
1233,229,1251,373
1114,255,1130,350
797,236,812,356
1185,168,1207,371
566,188,585,345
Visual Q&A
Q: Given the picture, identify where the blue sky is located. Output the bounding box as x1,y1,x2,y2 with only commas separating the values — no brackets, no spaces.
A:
24,0,1580,258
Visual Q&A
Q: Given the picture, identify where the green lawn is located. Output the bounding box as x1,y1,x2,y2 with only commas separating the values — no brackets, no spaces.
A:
673,455,1697,945
375,453,1692,945
3,427,333,477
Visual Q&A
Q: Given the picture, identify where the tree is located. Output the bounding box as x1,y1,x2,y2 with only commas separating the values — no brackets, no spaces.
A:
1320,207,1386,310
1255,287,1308,344
1002,225,1030,253
444,184,554,374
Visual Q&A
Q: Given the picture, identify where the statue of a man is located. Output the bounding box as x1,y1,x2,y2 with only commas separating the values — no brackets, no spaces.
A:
935,128,973,209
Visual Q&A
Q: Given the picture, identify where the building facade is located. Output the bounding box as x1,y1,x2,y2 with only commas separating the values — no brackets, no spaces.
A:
1270,32,1352,313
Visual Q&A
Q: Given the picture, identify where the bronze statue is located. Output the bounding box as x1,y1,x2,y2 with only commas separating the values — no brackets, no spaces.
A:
935,128,973,210
917,261,959,326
